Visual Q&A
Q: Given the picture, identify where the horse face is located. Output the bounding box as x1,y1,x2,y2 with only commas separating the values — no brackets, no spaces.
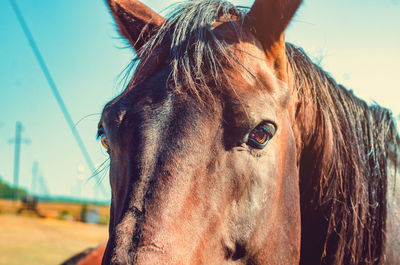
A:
101,1,302,264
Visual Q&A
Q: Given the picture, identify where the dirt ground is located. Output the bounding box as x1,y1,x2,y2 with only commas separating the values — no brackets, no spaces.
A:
0,199,110,222
0,214,108,265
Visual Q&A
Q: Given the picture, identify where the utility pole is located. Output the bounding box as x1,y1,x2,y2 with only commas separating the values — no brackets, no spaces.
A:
12,122,22,201
31,161,38,196
10,121,30,201
39,174,49,200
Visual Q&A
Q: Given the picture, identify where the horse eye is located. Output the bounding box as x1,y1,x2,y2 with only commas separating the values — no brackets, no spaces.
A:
100,133,109,150
247,122,276,149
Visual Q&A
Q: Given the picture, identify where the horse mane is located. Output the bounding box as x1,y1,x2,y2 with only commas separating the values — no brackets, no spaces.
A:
129,0,399,264
287,43,399,264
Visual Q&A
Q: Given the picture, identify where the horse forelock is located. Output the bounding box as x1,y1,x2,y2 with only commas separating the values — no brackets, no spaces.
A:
123,0,255,103
287,43,399,264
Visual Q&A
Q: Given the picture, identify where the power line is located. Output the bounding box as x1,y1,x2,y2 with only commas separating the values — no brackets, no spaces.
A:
9,0,107,199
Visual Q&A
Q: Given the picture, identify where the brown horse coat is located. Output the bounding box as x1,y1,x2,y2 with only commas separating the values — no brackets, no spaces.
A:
95,0,400,264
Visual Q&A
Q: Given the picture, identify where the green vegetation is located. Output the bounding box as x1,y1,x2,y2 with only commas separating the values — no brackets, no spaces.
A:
0,175,109,205
0,177,27,200
58,210,71,220
38,195,109,205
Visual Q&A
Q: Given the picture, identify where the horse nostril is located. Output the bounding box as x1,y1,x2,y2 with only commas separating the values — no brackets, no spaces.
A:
231,242,246,261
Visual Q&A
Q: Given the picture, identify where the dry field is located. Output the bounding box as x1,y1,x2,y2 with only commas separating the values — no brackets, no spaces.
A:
0,214,108,265
0,199,110,221
0,200,109,265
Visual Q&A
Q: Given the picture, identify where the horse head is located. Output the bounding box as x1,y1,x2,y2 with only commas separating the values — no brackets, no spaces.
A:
100,0,304,264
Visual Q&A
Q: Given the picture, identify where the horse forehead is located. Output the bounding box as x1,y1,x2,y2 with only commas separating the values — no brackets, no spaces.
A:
214,27,291,106
227,45,291,108
104,63,170,113
103,30,290,122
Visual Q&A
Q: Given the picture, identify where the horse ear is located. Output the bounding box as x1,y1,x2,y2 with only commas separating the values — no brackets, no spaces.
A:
107,0,166,52
248,0,302,45
247,0,302,79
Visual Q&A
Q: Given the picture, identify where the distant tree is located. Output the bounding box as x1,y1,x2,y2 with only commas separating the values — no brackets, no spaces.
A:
0,177,27,200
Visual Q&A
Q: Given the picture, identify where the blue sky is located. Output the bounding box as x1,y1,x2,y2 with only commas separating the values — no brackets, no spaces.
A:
0,0,399,201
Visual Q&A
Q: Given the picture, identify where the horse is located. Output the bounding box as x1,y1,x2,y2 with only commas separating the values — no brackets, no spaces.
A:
60,244,106,265
95,0,400,264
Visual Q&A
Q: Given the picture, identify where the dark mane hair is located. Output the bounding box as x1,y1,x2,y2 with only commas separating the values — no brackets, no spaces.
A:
135,0,249,99
287,44,399,264
129,0,399,264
